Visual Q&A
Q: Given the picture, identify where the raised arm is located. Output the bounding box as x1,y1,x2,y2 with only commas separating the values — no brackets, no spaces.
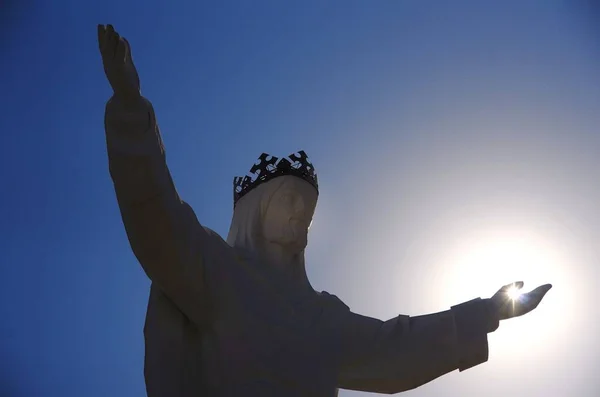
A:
99,24,212,327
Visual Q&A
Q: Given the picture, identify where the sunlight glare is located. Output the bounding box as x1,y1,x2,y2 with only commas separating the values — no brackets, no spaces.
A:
433,227,574,359
507,285,523,300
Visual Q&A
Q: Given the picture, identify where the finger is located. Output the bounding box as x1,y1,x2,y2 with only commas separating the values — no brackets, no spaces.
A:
100,25,114,56
529,283,552,298
514,281,525,290
115,38,127,63
110,32,120,59
97,24,106,49
102,25,118,57
122,38,132,59
517,284,552,314
536,283,552,291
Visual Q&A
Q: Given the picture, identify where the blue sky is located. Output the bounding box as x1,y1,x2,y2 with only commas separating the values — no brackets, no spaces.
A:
1,1,599,396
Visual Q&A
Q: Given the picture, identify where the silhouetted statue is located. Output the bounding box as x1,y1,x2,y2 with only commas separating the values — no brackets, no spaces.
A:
99,24,552,397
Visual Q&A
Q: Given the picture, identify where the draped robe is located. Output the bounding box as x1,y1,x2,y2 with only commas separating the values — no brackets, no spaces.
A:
105,96,497,397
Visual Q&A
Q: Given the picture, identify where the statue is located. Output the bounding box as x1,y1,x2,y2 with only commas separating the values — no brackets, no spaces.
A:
98,24,552,396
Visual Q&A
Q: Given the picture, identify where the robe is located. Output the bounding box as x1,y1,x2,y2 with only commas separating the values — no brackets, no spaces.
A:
105,95,498,397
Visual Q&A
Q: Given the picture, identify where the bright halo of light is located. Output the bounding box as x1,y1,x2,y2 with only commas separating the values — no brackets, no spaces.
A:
433,226,574,360
507,285,523,300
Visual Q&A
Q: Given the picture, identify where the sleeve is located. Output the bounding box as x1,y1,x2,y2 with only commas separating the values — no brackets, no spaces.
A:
105,95,214,327
336,298,495,394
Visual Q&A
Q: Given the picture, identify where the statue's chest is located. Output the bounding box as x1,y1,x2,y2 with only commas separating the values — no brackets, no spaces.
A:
205,256,340,393
209,254,328,330
213,261,337,351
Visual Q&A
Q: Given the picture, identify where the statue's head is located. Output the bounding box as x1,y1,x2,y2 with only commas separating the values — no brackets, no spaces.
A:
226,152,319,255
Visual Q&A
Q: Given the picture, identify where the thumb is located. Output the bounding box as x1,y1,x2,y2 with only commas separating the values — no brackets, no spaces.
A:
499,281,524,294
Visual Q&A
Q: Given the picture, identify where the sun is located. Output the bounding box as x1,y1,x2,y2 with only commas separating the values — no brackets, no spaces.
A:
506,285,523,300
429,225,573,359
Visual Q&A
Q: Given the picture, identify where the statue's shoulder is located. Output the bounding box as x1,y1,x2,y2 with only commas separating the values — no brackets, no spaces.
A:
200,226,232,251
317,291,350,313
202,226,224,240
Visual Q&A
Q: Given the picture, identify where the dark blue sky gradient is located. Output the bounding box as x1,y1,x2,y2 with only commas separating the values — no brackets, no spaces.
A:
1,1,599,396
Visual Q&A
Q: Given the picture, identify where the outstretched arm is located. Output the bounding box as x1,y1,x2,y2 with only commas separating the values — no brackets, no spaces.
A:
334,281,551,394
336,298,494,394
100,24,213,327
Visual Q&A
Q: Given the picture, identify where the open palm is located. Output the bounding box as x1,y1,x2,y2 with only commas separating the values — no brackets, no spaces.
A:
490,281,552,321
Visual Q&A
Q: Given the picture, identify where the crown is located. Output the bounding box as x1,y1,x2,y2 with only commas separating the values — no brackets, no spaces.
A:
233,150,319,207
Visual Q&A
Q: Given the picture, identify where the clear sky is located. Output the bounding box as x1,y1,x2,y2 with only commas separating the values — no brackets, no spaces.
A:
1,1,599,396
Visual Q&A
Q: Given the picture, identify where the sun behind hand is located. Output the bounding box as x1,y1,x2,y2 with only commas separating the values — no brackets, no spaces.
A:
507,285,523,300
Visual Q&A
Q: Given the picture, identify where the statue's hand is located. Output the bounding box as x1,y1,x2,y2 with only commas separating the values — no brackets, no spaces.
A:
97,24,140,99
489,282,552,324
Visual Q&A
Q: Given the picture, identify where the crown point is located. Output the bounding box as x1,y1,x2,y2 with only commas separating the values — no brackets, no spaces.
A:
233,151,319,207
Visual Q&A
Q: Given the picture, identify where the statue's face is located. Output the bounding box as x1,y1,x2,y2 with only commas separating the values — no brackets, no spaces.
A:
262,176,318,252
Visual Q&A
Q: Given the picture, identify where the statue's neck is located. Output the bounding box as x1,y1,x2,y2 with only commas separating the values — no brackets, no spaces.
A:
257,243,313,293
